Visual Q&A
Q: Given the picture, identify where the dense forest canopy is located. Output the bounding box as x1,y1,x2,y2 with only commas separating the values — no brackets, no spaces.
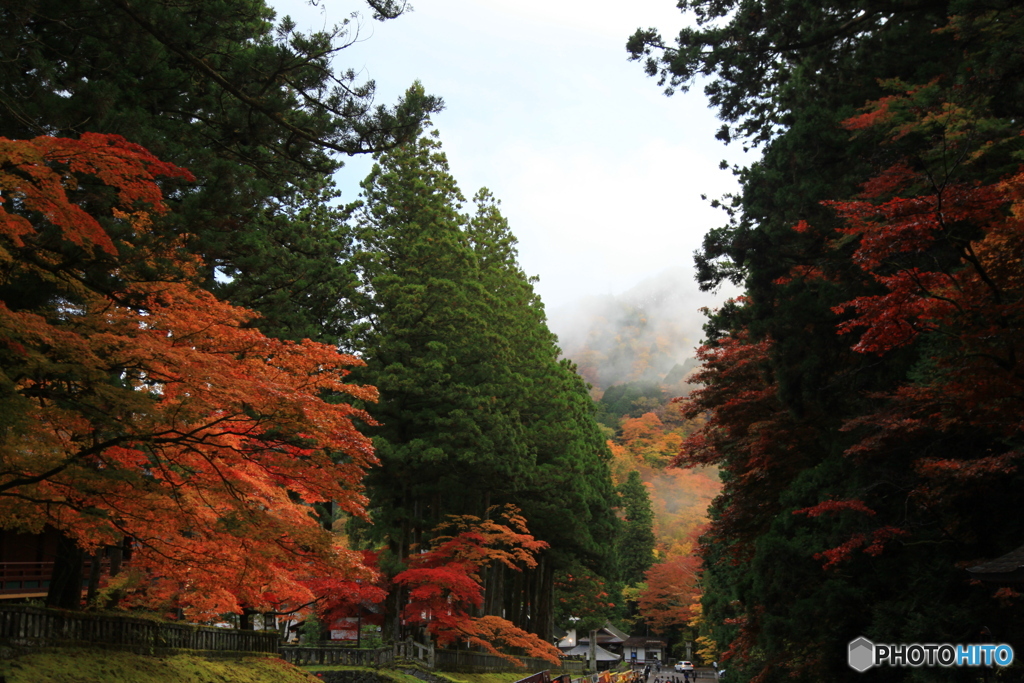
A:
630,0,1024,680
12,0,1024,676
0,0,631,659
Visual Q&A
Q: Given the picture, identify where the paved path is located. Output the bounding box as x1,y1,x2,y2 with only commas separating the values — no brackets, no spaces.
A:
648,670,717,681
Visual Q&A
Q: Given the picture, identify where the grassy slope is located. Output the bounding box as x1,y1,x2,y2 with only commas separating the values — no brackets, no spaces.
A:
0,648,319,683
0,649,538,683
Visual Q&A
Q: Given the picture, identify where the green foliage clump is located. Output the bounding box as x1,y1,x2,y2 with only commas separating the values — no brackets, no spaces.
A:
598,382,667,425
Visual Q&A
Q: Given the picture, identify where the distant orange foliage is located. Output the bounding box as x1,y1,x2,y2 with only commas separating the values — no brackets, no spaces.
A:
637,539,702,633
609,407,719,557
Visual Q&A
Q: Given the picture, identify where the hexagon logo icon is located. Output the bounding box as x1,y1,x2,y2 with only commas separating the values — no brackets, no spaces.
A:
848,637,875,672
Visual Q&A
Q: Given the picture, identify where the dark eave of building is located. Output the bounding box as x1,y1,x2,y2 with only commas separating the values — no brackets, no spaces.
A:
968,544,1024,585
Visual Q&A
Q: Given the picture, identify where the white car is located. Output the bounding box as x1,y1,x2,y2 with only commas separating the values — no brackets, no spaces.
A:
674,661,694,672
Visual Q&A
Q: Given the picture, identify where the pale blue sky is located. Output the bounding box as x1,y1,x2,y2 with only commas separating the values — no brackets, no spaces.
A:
271,0,750,317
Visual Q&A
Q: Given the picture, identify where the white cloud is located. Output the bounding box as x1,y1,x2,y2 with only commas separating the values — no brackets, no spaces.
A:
271,0,755,311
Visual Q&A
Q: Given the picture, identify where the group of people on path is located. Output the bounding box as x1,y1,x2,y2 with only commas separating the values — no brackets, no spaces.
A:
639,662,694,683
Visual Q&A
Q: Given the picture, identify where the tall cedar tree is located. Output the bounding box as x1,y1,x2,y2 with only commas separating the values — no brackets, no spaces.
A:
0,134,378,618
347,130,618,642
467,188,620,635
0,0,441,342
632,1,1024,680
349,130,523,551
616,470,656,586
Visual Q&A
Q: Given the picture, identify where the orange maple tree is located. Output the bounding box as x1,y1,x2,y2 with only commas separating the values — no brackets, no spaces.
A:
0,134,379,618
392,505,561,665
637,541,702,634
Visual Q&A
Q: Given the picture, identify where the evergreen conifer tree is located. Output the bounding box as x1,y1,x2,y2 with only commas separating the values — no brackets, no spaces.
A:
347,130,618,641
0,0,441,342
616,470,656,586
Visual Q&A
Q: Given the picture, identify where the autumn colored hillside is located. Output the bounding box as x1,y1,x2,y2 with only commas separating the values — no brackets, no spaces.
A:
604,391,718,654
552,269,721,554
606,404,718,560
557,291,720,651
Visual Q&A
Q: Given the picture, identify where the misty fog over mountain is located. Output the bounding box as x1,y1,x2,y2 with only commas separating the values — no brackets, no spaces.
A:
546,267,741,391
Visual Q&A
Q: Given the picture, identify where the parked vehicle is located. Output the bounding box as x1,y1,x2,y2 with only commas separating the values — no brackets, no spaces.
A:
674,661,694,672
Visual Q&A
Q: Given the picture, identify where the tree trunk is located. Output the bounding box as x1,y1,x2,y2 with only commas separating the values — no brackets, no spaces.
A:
104,537,127,609
535,555,554,642
108,539,125,577
391,584,404,642
46,532,84,609
240,608,258,630
521,564,535,631
485,562,505,617
412,496,421,549
85,550,102,605
509,569,524,628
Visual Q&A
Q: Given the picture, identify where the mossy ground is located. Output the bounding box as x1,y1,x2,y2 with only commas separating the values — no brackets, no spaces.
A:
0,649,547,683
432,672,530,683
299,664,426,683
0,648,319,683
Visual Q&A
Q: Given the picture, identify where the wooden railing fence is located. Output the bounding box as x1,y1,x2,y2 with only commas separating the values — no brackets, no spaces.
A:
0,604,278,655
1,604,588,675
279,644,394,666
